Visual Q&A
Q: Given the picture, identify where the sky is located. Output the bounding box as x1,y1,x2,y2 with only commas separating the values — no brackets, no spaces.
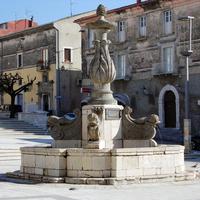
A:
0,0,137,25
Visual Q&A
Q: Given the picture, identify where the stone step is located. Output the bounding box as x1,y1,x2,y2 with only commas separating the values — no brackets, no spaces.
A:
0,149,21,160
0,118,48,136
0,128,47,132
0,128,47,131
0,131,48,135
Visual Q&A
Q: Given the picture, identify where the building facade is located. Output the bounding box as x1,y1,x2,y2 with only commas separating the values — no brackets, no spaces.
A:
0,18,38,36
76,0,200,142
0,11,94,116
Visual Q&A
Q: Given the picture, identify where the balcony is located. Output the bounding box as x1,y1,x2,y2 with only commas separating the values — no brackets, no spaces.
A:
36,60,50,72
152,63,179,77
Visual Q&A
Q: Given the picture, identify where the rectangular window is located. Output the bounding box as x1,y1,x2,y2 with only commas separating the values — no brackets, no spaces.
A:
41,48,48,66
164,10,172,35
88,29,94,48
117,21,126,42
139,16,147,37
163,47,173,73
17,53,23,68
64,48,72,63
0,23,8,29
116,55,126,79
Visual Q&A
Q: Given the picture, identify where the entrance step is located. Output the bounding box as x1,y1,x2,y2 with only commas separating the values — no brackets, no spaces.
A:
0,119,48,135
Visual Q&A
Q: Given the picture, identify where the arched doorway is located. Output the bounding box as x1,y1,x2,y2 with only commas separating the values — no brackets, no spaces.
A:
158,84,180,129
164,91,176,128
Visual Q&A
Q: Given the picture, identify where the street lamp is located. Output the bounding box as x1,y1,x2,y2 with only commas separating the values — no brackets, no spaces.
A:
178,16,194,153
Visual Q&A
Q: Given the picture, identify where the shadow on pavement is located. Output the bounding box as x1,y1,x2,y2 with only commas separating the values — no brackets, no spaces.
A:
0,173,37,185
17,138,52,145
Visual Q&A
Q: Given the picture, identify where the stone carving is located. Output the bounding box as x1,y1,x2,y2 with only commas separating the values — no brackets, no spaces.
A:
87,107,103,141
89,39,116,84
87,4,117,105
47,109,82,140
87,113,100,141
122,106,160,140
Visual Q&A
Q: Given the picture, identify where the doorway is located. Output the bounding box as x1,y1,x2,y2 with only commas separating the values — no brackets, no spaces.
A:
16,94,23,112
158,84,180,129
164,91,176,128
42,94,49,111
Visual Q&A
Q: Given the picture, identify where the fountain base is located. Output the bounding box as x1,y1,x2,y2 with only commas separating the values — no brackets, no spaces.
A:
7,145,194,185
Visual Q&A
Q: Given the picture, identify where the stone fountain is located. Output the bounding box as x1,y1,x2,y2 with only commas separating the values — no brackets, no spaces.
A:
10,5,186,184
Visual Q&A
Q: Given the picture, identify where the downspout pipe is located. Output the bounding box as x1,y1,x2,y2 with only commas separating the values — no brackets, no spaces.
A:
0,39,3,104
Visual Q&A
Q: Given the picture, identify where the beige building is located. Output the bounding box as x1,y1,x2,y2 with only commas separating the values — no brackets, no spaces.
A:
0,11,94,116
76,0,200,143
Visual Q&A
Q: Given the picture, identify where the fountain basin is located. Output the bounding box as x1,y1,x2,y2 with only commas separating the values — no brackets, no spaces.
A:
10,145,189,184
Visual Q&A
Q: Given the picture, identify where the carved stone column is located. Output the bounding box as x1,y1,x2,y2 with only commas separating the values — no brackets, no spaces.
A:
82,5,123,149
87,4,117,105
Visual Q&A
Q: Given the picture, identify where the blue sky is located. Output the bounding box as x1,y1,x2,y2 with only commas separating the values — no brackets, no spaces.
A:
1,0,136,25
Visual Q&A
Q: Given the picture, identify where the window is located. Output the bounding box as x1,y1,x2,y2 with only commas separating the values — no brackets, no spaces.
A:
17,53,23,68
64,48,72,63
164,10,172,35
116,55,126,79
139,16,147,37
88,29,94,48
41,48,48,66
0,23,8,29
117,21,126,42
163,47,173,73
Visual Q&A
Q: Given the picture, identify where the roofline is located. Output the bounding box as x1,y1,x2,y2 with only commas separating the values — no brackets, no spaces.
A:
0,23,54,40
74,2,139,23
0,18,37,25
53,10,95,23
0,10,96,40
74,0,157,24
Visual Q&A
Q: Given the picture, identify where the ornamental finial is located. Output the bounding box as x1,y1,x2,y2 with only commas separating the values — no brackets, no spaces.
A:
97,4,106,17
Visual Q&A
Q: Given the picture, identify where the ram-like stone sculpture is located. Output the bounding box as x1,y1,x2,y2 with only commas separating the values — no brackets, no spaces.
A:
122,106,160,145
47,109,82,140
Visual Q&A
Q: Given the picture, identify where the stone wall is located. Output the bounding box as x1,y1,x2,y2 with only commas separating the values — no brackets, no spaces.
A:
0,28,56,71
19,145,186,184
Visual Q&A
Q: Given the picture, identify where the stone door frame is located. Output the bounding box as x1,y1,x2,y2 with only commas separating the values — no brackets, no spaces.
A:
158,84,180,128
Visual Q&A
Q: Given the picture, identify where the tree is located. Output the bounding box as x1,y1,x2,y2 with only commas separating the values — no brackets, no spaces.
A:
0,73,36,118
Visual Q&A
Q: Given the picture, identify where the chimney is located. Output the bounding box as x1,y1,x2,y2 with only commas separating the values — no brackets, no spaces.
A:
28,16,33,27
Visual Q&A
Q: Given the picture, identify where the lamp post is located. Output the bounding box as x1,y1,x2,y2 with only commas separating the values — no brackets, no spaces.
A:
179,16,194,153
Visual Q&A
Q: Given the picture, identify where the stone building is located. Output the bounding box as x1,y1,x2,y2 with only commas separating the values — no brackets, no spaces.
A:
76,0,200,143
0,11,94,116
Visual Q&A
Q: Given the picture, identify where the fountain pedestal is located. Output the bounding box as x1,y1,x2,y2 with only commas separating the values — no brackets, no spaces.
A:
82,104,124,149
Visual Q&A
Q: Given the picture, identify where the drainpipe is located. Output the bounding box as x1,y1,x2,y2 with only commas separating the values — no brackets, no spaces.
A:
54,27,61,116
0,39,3,104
